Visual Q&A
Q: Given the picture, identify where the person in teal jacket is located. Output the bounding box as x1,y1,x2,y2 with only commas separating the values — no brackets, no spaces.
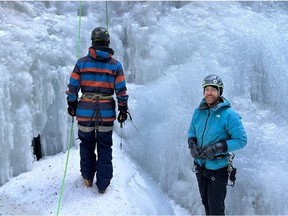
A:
188,74,247,215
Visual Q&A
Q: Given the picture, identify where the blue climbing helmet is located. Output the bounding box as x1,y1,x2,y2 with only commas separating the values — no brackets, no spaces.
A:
91,27,110,46
202,74,224,95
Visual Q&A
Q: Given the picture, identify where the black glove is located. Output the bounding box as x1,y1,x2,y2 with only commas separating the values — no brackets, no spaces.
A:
117,104,128,123
67,101,78,117
188,137,202,159
200,141,228,159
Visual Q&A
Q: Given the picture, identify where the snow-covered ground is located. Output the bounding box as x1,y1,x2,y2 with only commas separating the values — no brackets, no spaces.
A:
0,133,190,215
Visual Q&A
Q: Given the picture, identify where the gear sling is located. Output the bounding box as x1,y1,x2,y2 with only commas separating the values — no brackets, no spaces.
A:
193,153,237,187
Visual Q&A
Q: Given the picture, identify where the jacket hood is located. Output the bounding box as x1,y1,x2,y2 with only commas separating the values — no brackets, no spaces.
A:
88,46,114,62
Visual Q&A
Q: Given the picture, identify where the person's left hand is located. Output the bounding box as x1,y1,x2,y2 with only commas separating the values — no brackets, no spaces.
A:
67,101,78,117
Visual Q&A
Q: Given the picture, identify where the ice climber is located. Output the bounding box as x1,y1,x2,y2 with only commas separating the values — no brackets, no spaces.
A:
188,74,247,215
66,27,129,194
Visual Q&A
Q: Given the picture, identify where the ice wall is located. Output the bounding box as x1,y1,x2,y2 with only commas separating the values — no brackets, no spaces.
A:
118,2,288,215
0,1,79,185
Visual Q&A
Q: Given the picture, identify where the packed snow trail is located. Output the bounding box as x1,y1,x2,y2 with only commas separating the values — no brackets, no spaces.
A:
0,133,189,215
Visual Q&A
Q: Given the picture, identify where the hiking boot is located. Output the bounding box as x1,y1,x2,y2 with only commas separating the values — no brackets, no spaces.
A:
98,188,106,194
84,179,93,187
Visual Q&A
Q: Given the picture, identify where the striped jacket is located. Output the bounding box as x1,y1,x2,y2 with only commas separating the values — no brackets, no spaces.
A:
66,46,128,127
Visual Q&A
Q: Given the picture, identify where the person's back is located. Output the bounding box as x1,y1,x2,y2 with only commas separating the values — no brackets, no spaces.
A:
66,27,128,193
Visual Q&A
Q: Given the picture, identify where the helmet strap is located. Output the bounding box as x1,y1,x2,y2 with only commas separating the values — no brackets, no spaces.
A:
92,40,107,47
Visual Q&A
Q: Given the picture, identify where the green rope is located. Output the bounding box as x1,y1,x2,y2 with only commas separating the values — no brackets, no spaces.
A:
56,1,82,215
106,0,109,30
77,0,82,58
56,118,74,215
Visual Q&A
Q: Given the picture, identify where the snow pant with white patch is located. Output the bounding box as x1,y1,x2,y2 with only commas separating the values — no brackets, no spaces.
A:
195,164,229,215
78,129,113,190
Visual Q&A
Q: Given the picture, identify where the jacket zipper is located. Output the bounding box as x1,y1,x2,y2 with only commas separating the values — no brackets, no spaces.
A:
200,109,210,166
201,109,210,148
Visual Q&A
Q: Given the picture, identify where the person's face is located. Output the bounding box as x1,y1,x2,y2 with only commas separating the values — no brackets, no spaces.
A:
204,86,219,106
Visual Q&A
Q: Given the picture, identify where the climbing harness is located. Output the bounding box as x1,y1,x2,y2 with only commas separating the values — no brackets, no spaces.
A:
192,153,237,187
81,93,114,100
82,93,114,131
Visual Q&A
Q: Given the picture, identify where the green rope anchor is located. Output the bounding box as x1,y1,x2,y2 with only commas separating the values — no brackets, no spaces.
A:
56,0,111,214
56,1,82,215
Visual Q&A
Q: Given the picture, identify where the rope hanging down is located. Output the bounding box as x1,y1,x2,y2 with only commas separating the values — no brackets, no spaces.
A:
106,0,109,30
76,0,82,59
56,1,82,215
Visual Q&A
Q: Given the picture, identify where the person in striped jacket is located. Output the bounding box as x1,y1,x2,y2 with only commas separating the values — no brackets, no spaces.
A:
66,27,128,194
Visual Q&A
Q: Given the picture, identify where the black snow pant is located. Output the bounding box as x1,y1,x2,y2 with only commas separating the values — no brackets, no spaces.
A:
79,129,113,191
195,164,229,215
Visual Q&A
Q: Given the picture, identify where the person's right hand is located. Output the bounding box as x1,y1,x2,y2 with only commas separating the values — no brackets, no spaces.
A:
188,138,202,159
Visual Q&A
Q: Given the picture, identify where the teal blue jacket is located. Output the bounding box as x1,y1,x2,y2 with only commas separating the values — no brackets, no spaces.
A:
188,97,247,170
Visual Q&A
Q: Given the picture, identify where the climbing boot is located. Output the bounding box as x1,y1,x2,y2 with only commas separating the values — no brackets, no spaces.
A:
84,179,93,187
